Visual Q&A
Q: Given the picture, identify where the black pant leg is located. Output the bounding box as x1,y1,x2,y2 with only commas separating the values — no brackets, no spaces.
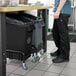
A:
57,14,70,58
52,19,60,49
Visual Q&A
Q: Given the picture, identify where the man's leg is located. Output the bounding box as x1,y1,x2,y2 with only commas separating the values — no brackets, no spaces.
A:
58,14,70,59
52,14,70,63
50,19,60,56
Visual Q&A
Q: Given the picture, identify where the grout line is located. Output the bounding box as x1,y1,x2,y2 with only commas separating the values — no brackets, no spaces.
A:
41,63,53,76
9,73,24,76
23,61,42,76
43,70,62,76
59,49,76,75
6,72,12,76
6,65,21,76
59,62,68,76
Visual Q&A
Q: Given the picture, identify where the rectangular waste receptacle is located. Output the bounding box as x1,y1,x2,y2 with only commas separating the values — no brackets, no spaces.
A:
19,13,44,53
6,13,34,62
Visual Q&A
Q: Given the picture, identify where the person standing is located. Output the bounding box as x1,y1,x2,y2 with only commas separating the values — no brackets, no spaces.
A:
50,0,72,63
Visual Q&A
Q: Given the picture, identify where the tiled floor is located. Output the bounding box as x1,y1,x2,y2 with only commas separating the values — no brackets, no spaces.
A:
6,41,76,76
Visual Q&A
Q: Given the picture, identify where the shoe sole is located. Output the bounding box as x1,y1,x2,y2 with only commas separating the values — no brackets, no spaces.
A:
52,59,69,63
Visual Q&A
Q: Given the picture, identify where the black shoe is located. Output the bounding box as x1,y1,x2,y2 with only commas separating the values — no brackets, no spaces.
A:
52,57,69,63
50,51,59,57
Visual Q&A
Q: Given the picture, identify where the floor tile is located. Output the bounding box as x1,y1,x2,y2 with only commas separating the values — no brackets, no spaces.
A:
70,52,74,57
70,43,76,57
42,53,52,59
72,53,76,58
61,67,76,76
33,63,50,71
6,72,10,76
6,64,19,73
47,63,65,74
13,67,29,76
25,70,44,76
53,62,67,67
42,71,59,76
40,58,53,65
70,47,76,52
26,60,38,70
70,57,76,63
9,74,20,76
65,62,76,69
60,74,65,76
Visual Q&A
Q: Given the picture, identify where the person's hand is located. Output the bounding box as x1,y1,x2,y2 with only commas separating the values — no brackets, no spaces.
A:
54,11,60,19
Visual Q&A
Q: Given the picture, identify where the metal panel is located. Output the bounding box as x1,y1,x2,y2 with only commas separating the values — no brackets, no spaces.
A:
0,13,6,76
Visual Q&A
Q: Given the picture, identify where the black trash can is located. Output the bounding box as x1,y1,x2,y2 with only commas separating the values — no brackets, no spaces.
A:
18,13,44,54
6,14,34,62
